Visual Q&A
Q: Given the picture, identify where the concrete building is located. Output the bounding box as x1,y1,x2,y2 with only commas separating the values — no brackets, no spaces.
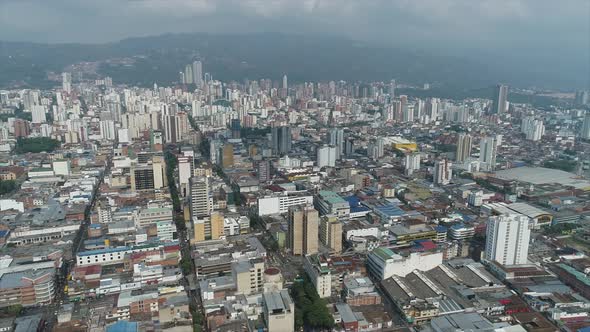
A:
257,194,313,216
262,290,294,332
317,145,337,168
189,176,211,219
455,133,472,162
288,205,319,255
404,152,421,176
367,247,443,280
304,254,332,298
232,259,264,295
314,190,350,217
479,137,497,172
485,214,531,266
193,211,224,242
492,84,509,114
319,215,342,253
433,159,452,186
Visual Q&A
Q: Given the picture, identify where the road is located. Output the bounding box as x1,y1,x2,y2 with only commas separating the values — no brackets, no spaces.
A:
42,154,110,331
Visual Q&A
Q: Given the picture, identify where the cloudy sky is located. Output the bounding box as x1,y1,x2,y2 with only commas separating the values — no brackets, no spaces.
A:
1,0,589,87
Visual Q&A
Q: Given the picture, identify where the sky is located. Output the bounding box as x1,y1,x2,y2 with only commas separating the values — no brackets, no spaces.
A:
1,0,589,88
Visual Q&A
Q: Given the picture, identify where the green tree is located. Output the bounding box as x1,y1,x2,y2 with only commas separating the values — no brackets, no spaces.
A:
15,137,60,153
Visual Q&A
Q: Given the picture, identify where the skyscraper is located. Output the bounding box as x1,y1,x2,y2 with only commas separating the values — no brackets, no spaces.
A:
271,126,292,155
492,84,509,114
485,214,531,266
288,205,319,256
521,117,545,141
329,128,345,160
184,64,193,84
433,159,452,186
282,74,288,90
189,176,211,219
221,144,234,168
62,72,72,93
193,61,203,87
319,215,342,253
231,119,241,139
581,113,590,140
479,137,497,172
455,133,472,162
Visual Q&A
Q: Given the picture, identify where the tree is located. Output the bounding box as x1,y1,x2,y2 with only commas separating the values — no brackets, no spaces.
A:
15,137,60,153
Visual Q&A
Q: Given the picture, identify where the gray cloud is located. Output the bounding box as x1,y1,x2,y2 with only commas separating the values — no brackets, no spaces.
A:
0,0,588,88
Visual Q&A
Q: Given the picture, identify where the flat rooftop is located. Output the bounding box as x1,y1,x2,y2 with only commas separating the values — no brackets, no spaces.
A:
494,167,590,189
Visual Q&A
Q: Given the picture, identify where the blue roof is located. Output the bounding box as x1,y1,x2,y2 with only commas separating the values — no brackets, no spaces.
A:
345,196,370,213
435,226,447,232
89,224,102,229
0,230,9,237
107,321,138,332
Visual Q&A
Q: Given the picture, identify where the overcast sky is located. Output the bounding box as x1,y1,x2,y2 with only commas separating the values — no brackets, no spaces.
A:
1,0,589,87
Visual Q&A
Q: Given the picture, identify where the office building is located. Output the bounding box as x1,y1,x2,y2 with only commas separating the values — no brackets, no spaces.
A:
230,119,241,139
575,90,589,106
317,145,337,168
262,290,294,332
304,254,332,298
433,159,452,186
319,215,342,252
492,84,509,114
189,176,211,219
151,155,167,189
288,205,319,256
62,72,72,93
455,133,472,162
479,136,497,172
485,214,531,266
367,247,443,280
282,74,288,90
271,126,291,155
131,166,155,191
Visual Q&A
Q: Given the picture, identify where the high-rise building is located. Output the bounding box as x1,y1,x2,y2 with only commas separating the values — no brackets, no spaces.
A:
455,134,472,162
282,74,288,90
192,61,203,87
189,176,211,219
433,159,452,186
404,152,421,176
521,117,545,141
485,214,531,266
232,259,265,295
194,211,224,242
131,166,155,191
271,126,291,155
231,119,241,139
329,128,345,160
151,155,167,189
492,84,509,114
62,72,72,93
263,291,295,332
257,159,271,183
367,138,385,160
184,64,193,84
575,90,589,106
13,119,30,138
319,215,342,253
479,137,497,171
288,205,319,256
581,113,590,140
317,145,337,168
31,105,46,124
221,144,234,168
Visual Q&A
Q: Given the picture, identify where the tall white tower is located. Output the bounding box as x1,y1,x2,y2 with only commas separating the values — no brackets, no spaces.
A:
485,214,531,266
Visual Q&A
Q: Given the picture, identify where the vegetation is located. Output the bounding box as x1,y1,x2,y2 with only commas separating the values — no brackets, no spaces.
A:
543,160,577,172
212,99,231,107
0,104,32,122
164,149,182,214
0,180,18,196
434,143,456,153
291,276,335,330
15,137,60,153
0,304,22,317
542,223,578,236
